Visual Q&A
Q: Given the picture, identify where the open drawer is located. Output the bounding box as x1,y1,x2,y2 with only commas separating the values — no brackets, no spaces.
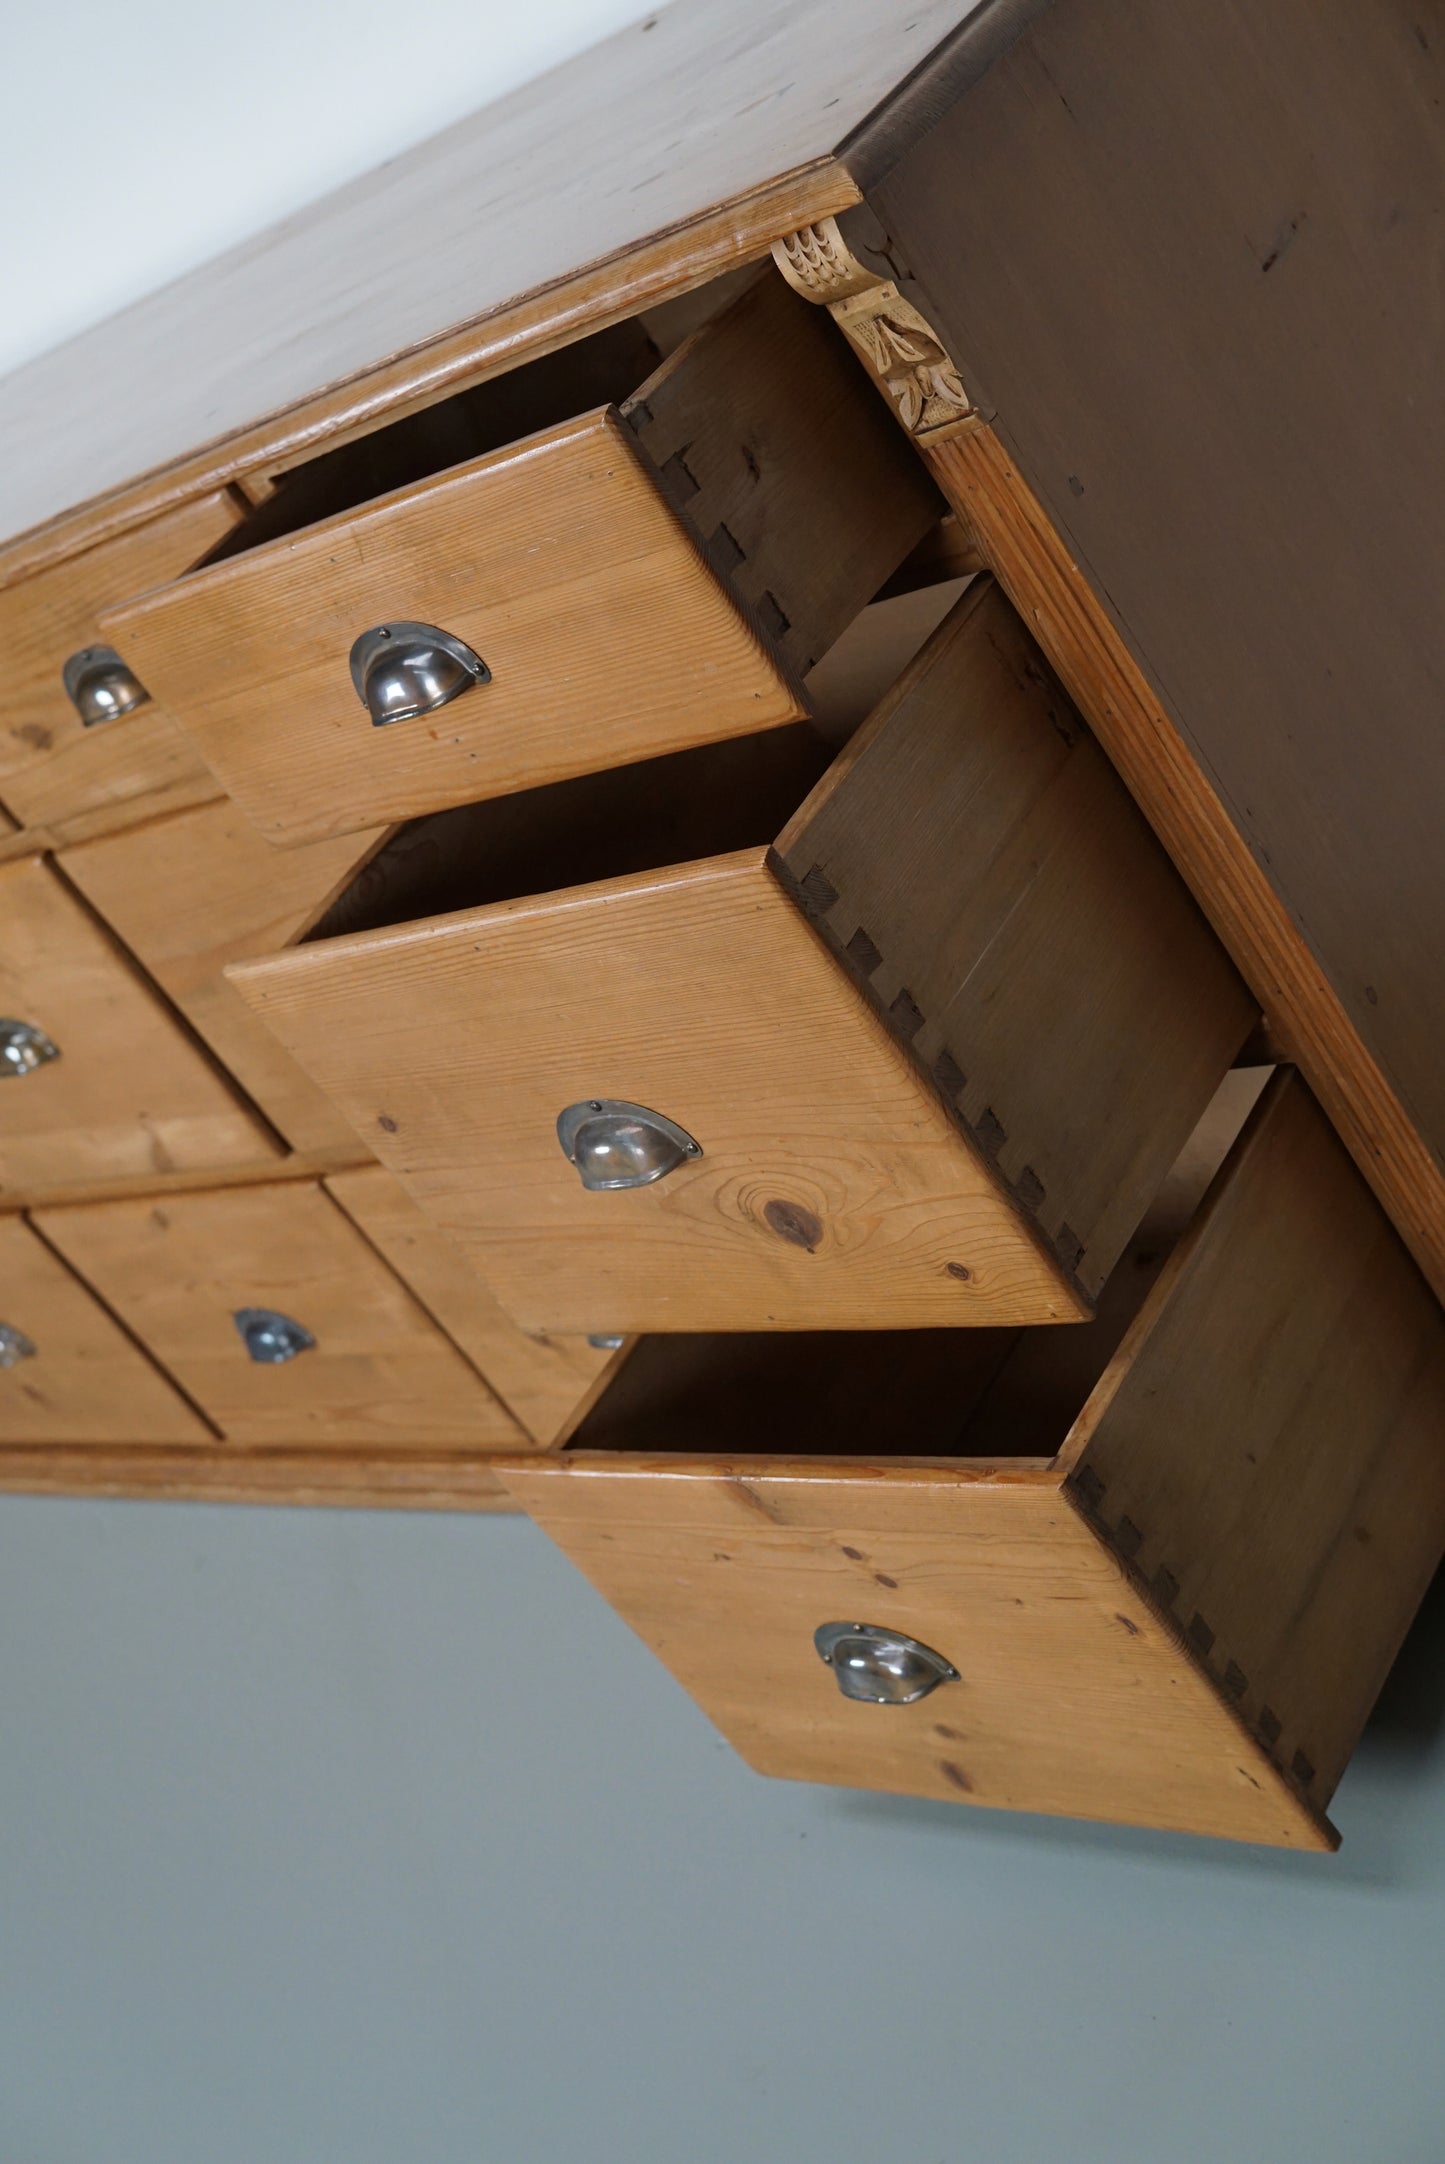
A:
100,277,941,848
230,577,1252,1333
0,853,277,1198
0,493,240,843
503,1072,1445,1848
33,1178,530,1449
0,1213,209,1444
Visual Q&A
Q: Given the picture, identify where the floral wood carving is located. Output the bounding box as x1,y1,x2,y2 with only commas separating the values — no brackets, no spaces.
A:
772,218,978,444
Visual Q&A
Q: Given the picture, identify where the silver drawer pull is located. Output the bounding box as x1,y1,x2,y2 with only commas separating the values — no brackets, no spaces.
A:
814,1622,959,1705
62,645,151,727
557,1099,702,1192
349,622,490,726
0,1322,36,1370
0,1020,60,1077
587,1333,626,1351
233,1308,316,1365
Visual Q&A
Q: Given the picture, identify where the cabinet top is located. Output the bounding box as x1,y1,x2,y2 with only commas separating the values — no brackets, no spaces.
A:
0,0,989,573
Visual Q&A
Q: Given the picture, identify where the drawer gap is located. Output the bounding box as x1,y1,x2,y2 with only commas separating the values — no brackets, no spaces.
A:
567,1070,1265,1464
300,725,835,943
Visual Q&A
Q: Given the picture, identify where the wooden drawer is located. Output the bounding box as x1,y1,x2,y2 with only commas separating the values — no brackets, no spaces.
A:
0,854,276,1197
230,579,1252,1333
504,1072,1445,1848
0,1214,207,1444
324,1164,626,1447
101,278,940,847
61,799,386,1158
0,494,241,842
34,1180,529,1450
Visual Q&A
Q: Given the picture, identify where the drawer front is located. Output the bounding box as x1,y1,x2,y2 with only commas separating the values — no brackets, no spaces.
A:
0,855,277,1196
0,1214,208,1444
0,494,240,840
505,1073,1445,1847
104,412,808,848
34,1181,527,1449
62,800,381,1158
504,1458,1325,1848
232,850,1089,1333
325,1164,623,1447
101,276,938,852
231,577,1250,1332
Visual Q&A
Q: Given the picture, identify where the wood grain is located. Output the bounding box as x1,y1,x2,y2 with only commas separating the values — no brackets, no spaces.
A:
0,492,237,838
0,855,278,1197
61,799,383,1155
0,1445,521,1510
1066,1069,1445,1809
503,1455,1330,1848
0,1,987,564
325,1163,623,1448
107,410,809,846
773,578,1255,1299
0,1142,371,1218
231,849,1086,1333
0,1213,209,1444
622,272,940,680
864,0,1445,1302
924,425,1445,1308
35,1181,526,1449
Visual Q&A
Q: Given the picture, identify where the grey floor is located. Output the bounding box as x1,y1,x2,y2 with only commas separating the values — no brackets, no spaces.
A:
0,1495,1440,2163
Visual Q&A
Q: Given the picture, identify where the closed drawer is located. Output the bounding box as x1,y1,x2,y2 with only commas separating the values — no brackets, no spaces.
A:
0,854,276,1197
101,277,940,847
34,1179,529,1449
0,494,241,841
0,1214,207,1444
231,578,1252,1332
61,799,386,1159
504,1071,1445,1848
325,1164,626,1448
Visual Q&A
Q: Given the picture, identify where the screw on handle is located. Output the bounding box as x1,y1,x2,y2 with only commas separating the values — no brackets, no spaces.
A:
233,1308,316,1365
0,1322,36,1370
348,622,489,727
62,645,150,727
814,1622,959,1705
556,1099,703,1192
0,1020,60,1078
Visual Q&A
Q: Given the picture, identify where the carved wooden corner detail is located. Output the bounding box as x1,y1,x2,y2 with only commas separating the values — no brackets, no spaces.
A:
771,218,978,445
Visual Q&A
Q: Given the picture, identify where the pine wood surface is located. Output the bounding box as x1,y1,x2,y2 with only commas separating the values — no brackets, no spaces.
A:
502,1455,1330,1848
0,855,278,1197
105,410,808,847
61,799,385,1155
0,492,238,838
1065,1069,1445,1811
773,577,1255,1299
0,1213,209,1445
230,848,1086,1333
324,1163,623,1448
34,1181,526,1449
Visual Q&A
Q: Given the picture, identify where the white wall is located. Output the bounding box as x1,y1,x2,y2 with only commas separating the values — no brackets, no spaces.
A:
0,1496,1443,2163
